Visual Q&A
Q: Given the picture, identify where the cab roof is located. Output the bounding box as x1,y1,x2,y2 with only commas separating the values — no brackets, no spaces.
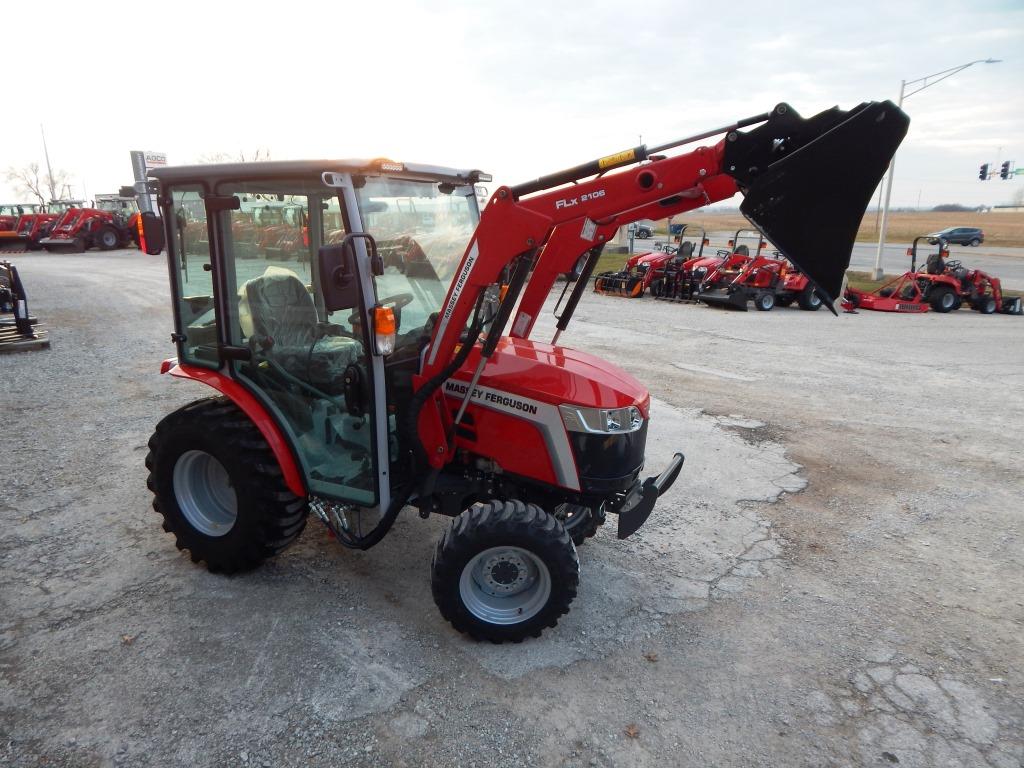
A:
146,159,490,188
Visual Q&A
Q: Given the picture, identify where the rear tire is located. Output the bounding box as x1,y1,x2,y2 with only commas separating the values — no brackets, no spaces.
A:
432,500,579,642
145,396,308,573
970,238,981,247
929,286,956,313
797,285,822,311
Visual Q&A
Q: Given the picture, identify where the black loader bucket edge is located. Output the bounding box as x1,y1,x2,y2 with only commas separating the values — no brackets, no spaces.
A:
724,101,909,313
699,289,749,311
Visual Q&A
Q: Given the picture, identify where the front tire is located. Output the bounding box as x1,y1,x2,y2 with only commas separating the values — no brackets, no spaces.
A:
432,500,579,642
96,226,119,251
975,295,997,314
754,291,775,311
145,396,308,573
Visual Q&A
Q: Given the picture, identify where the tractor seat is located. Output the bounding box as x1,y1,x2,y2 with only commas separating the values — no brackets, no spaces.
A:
925,253,945,275
242,266,362,390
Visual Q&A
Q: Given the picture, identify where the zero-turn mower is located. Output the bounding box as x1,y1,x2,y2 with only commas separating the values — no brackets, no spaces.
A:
141,100,907,641
846,236,1022,315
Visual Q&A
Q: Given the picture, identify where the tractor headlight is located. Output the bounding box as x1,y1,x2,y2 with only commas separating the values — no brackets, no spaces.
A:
559,404,644,434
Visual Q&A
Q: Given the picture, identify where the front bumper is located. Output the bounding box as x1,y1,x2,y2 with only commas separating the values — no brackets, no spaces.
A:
607,452,684,539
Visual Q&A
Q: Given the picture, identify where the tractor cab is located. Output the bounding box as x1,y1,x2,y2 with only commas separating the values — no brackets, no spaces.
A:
93,195,140,223
149,159,483,509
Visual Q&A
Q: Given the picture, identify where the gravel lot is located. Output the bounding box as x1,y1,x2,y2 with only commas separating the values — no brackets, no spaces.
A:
2,249,1022,767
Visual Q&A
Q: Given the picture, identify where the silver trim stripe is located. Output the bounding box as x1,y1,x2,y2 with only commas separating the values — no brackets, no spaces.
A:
443,379,580,491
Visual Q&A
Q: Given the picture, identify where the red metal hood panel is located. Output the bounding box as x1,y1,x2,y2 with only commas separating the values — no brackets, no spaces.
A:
455,337,650,414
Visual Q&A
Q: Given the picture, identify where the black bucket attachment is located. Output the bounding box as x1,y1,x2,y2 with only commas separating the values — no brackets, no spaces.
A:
698,287,749,310
1001,296,1023,315
724,101,909,313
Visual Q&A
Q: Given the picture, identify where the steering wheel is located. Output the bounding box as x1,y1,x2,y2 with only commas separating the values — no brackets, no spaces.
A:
377,293,415,312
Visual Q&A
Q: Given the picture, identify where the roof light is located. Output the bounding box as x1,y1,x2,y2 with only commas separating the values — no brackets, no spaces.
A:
378,160,405,173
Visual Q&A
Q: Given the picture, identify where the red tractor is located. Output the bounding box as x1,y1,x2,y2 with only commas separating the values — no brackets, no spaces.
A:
593,245,675,297
0,204,42,232
846,236,1022,315
0,201,73,251
140,100,906,641
649,226,709,299
659,228,764,302
39,198,137,252
698,248,824,311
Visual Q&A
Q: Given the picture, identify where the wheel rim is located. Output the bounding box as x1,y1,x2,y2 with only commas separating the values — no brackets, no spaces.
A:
173,450,238,537
941,292,954,309
459,546,551,625
102,231,117,247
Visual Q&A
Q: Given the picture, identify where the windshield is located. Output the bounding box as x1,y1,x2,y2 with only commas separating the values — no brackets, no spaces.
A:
354,177,479,334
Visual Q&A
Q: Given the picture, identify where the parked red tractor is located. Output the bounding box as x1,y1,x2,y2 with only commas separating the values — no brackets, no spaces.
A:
140,100,907,641
0,201,71,251
39,197,138,252
650,226,709,299
0,204,42,232
657,229,763,302
593,238,675,297
846,236,1022,315
698,248,824,311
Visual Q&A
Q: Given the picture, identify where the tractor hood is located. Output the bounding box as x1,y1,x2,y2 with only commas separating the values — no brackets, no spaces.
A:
724,101,909,311
453,337,650,415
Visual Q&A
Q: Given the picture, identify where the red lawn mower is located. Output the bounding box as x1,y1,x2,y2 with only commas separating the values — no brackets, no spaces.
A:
846,236,1022,315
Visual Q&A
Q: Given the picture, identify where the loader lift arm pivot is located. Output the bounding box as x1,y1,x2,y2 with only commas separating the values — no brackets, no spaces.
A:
415,100,909,470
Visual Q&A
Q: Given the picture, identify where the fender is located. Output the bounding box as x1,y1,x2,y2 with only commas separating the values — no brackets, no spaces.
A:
160,359,307,497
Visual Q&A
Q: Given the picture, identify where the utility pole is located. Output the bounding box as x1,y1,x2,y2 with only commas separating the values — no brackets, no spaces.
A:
40,124,56,200
872,59,1000,279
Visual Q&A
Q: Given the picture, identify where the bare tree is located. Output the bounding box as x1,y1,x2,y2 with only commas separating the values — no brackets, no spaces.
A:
5,162,72,205
197,148,272,164
1012,186,1024,208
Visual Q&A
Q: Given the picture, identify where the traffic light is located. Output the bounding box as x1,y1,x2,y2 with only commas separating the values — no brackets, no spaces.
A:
1000,161,1012,180
979,163,989,180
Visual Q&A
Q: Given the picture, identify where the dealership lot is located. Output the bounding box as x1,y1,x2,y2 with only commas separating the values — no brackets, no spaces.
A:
2,250,1022,768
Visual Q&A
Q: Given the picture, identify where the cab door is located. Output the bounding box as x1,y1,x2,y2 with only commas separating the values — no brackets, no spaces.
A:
194,181,388,511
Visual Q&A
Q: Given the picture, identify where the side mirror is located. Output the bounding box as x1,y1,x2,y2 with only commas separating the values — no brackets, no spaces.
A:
318,233,379,312
139,211,165,255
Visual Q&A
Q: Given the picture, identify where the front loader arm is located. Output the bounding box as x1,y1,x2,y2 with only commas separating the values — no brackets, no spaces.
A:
421,141,734,382
511,172,739,340
413,100,908,471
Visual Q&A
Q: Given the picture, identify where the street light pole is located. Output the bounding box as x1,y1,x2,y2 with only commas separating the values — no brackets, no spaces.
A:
871,59,1000,280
